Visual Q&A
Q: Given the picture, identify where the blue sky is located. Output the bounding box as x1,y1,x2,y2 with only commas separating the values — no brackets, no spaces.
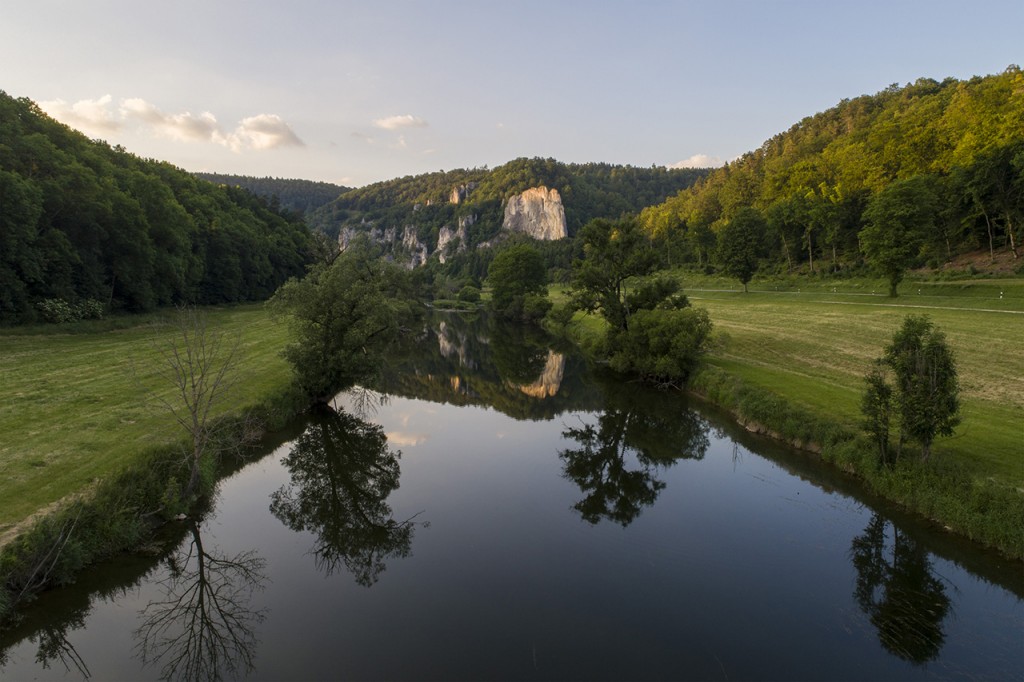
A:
2,0,1021,186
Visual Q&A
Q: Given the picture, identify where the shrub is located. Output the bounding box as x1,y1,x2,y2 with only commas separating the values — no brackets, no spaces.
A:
606,307,713,385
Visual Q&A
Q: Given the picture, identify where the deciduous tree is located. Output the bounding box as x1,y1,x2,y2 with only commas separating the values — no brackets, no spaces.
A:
860,176,940,297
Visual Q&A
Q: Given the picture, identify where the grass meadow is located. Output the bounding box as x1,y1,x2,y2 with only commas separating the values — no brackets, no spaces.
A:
0,305,293,544
553,273,1023,491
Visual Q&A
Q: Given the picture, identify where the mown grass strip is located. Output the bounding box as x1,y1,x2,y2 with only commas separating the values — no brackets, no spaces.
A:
0,305,294,540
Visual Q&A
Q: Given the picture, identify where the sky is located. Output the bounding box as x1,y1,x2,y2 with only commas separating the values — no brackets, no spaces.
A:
2,0,1021,187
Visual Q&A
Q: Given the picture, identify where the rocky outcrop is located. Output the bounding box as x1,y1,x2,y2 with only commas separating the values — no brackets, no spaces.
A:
401,226,429,268
340,222,428,269
436,222,468,264
450,182,477,205
502,186,567,240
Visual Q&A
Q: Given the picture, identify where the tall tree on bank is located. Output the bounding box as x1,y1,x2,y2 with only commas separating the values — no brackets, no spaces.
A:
570,217,659,332
860,176,941,297
486,243,551,322
861,315,961,462
269,245,415,403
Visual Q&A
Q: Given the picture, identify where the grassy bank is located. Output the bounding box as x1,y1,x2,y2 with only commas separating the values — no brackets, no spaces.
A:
0,304,305,623
0,305,295,543
553,274,1024,557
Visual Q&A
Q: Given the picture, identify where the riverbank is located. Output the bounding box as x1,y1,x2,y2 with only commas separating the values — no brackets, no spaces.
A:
0,305,305,624
551,284,1024,560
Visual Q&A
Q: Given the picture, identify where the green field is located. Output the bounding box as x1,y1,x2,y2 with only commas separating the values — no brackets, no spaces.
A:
678,275,1024,488
0,305,293,544
552,274,1023,490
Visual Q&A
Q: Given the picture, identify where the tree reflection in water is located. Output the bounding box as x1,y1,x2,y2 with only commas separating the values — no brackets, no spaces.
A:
8,615,92,679
134,520,267,682
559,387,710,526
270,403,423,586
850,513,952,664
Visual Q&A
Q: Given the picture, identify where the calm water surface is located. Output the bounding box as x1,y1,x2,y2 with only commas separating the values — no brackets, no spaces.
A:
2,313,1022,681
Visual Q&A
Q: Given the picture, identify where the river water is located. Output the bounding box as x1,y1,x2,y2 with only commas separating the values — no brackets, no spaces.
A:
1,312,1021,681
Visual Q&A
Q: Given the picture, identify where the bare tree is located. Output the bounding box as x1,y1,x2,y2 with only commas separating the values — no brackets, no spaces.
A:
150,306,241,500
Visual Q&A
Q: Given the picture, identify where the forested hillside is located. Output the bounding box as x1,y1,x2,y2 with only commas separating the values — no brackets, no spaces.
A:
0,92,315,323
641,67,1024,279
195,172,349,218
311,157,708,247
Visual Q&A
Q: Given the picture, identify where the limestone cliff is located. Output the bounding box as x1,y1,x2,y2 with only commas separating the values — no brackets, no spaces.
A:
339,223,428,269
401,226,429,268
502,186,567,240
436,221,469,264
450,182,477,205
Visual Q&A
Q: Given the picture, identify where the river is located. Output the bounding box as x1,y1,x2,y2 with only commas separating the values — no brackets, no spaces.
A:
1,312,1021,680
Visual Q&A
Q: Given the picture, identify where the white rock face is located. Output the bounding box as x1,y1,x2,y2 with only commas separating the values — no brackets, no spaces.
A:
436,222,468,264
450,182,476,205
502,186,567,240
402,226,429,268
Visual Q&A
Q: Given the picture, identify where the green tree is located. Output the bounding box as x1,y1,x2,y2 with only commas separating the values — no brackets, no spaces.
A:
861,361,894,465
270,248,413,402
884,316,960,461
607,307,713,386
860,176,940,297
570,217,659,332
715,207,767,292
486,243,550,321
862,316,961,462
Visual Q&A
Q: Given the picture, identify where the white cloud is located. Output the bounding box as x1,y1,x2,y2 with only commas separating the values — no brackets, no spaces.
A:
39,95,121,135
121,98,220,142
41,94,303,153
670,154,725,169
385,431,428,447
372,114,428,130
223,114,304,151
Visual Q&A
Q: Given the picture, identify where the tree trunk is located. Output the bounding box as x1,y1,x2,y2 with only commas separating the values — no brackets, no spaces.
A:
982,208,995,262
780,233,793,271
807,231,814,274
1005,212,1018,259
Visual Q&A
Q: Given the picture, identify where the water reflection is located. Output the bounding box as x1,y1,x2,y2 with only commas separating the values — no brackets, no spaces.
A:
376,311,601,420
133,519,267,682
560,383,710,526
270,403,424,586
13,612,91,678
850,513,952,664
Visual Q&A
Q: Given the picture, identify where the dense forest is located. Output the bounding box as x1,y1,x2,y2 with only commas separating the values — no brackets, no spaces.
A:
0,92,315,323
310,158,709,244
194,172,349,218
640,67,1024,279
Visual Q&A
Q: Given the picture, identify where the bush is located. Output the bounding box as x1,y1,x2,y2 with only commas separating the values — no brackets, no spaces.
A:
456,285,481,303
606,307,713,385
35,298,105,323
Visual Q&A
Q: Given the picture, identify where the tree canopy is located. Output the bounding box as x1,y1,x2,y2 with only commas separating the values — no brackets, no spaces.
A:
639,68,1024,278
487,243,550,321
0,91,314,323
